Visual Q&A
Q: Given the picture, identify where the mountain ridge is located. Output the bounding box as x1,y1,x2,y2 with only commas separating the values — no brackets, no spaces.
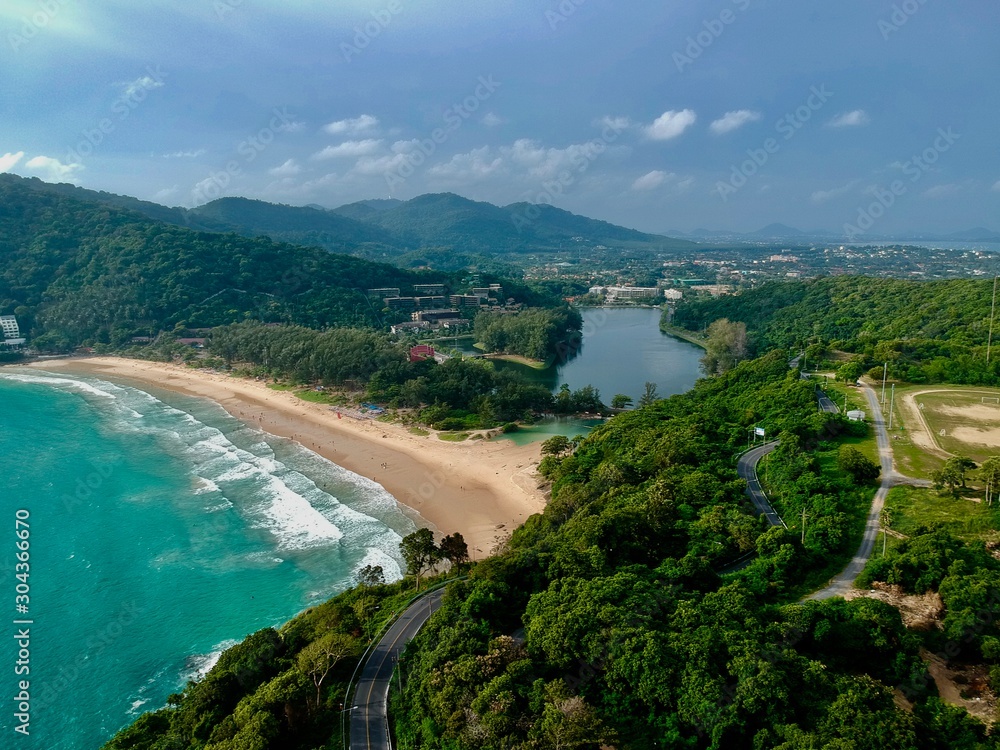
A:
0,175,698,264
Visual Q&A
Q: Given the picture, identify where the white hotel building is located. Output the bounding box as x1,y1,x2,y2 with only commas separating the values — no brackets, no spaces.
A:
1,315,25,346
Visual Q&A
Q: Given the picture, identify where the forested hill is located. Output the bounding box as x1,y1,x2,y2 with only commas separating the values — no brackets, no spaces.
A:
331,192,697,254
674,275,1000,376
0,175,697,268
104,351,995,749
0,179,444,349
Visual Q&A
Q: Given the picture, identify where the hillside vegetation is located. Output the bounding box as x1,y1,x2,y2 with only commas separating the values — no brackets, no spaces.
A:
673,276,1000,385
1,176,696,271
105,351,1000,748
0,178,446,349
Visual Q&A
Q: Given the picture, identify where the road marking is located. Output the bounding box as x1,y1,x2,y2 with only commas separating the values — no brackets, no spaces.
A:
356,589,443,750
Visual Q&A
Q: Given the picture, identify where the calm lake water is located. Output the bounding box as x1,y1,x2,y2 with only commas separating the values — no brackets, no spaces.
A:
491,307,704,443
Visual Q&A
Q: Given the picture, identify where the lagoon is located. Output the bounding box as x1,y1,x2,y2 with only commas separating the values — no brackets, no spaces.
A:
492,307,704,443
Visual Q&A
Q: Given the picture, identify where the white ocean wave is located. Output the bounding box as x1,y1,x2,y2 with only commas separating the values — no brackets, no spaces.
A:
181,640,240,684
0,372,118,399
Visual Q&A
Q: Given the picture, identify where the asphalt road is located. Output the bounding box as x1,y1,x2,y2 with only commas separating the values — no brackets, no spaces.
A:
349,587,446,750
808,382,893,600
817,389,840,414
737,441,786,528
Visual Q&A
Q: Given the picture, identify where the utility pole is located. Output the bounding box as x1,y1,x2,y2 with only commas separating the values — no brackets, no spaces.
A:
989,275,999,364
844,395,848,414
888,383,895,430
881,362,887,405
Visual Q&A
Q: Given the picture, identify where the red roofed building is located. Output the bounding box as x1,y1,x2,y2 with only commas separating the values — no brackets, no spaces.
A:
409,345,435,362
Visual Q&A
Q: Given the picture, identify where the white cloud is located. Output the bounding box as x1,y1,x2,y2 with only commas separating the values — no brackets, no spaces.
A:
264,172,339,198
24,155,82,183
598,115,631,131
312,139,383,160
152,186,179,202
709,110,761,135
278,120,306,134
992,180,1000,192
352,150,412,176
428,147,504,182
122,75,164,99
922,183,960,199
827,110,870,128
162,149,206,159
481,112,505,127
322,114,378,136
0,151,24,172
644,109,697,140
811,180,860,204
268,158,302,177
631,170,671,191
504,138,619,181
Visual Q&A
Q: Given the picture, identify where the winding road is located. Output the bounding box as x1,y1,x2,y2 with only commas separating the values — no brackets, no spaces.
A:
349,587,446,750
808,382,895,599
737,441,786,528
739,382,906,598
349,380,904,748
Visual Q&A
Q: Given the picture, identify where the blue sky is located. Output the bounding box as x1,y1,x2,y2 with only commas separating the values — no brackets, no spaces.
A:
1,0,997,235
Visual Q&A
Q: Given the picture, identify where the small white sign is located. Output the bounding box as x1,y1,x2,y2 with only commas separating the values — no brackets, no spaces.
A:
754,427,766,437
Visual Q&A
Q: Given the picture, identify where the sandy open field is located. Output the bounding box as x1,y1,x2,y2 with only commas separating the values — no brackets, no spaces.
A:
899,388,1000,463
29,357,548,555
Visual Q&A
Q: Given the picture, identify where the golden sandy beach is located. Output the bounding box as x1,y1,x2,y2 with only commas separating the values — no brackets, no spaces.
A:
31,357,547,555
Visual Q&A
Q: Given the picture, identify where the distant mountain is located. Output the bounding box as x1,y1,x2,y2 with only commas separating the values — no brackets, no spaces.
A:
187,197,402,253
0,176,697,269
0,174,193,227
338,192,697,254
0,177,445,348
748,223,810,238
687,228,740,239
332,198,403,221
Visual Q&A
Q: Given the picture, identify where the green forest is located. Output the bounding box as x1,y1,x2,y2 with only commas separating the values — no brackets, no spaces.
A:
0,180,569,351
671,276,1000,385
105,350,1000,749
473,307,584,363
208,322,595,429
0,180,439,349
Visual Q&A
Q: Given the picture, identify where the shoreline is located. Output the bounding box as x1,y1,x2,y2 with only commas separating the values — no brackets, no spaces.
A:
659,324,709,350
26,357,547,555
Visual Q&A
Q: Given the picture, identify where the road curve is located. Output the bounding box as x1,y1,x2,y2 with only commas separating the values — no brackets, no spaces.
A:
817,389,839,414
737,441,786,528
350,587,446,750
808,382,893,600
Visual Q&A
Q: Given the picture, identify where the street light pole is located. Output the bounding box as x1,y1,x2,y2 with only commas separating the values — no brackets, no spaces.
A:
989,275,998,365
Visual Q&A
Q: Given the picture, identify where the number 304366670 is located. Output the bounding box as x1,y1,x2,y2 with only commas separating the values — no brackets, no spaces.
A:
15,510,30,606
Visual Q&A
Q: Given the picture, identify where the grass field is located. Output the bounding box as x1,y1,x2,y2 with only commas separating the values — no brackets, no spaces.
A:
883,484,1000,545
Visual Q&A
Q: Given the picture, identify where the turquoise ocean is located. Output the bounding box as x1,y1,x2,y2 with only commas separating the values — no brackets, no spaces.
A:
0,369,418,748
